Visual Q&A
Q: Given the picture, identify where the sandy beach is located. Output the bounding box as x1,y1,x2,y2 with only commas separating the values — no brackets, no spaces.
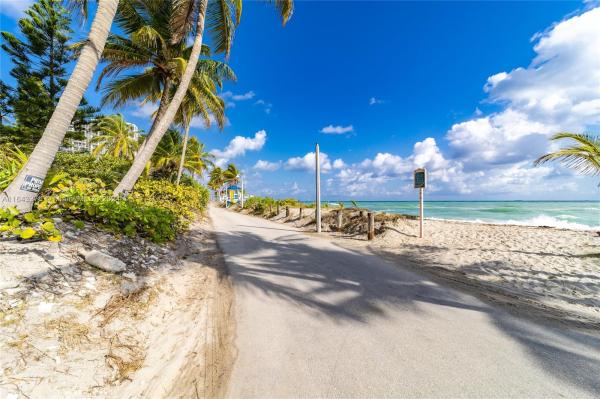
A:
238,205,600,328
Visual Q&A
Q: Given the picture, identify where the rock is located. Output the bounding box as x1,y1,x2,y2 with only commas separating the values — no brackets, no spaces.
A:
120,280,144,295
79,249,126,273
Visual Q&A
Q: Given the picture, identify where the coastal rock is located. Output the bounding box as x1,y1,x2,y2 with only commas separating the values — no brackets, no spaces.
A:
80,249,126,273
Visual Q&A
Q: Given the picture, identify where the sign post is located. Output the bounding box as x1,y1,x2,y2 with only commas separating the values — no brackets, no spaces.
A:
315,143,321,233
413,168,426,238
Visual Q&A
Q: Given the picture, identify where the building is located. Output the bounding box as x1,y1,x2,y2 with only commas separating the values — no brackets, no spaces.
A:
59,121,143,154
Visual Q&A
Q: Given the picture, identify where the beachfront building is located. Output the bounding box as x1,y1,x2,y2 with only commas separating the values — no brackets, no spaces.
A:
59,121,143,154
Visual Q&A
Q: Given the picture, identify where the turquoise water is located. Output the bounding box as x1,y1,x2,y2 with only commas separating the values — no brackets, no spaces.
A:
330,201,600,230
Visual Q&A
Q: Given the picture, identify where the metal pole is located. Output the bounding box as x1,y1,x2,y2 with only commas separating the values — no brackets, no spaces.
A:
315,143,321,233
419,187,424,238
240,176,244,209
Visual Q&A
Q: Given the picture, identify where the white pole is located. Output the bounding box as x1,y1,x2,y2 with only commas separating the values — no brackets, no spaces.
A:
419,187,424,238
240,174,244,208
315,143,321,233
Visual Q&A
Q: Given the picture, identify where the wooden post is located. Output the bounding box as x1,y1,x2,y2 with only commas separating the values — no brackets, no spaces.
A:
337,210,343,230
286,206,290,218
269,204,272,214
419,187,424,238
315,143,321,233
368,212,375,240
299,207,303,220
277,203,280,215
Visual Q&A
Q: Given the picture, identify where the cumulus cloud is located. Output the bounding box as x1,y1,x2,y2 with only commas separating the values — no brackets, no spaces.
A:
448,7,600,172
253,159,281,171
320,125,354,135
285,152,333,172
211,130,267,167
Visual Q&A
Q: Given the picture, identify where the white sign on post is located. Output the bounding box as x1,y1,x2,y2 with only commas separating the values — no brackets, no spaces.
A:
414,168,426,238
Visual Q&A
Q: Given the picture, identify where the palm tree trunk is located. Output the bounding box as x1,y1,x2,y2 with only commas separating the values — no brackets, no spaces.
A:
1,0,119,212
176,123,191,185
138,77,172,153
113,0,208,196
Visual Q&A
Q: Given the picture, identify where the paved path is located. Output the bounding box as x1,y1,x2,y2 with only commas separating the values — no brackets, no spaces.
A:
210,206,600,398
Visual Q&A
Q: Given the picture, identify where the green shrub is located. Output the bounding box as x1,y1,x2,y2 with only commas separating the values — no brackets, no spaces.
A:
36,177,178,243
0,207,62,242
50,153,131,187
129,179,210,230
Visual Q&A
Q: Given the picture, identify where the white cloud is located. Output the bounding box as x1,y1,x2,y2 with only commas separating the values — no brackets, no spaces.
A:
369,97,385,106
131,102,157,117
189,113,231,129
285,152,333,172
253,159,280,171
254,99,273,114
320,124,354,135
332,159,346,169
211,130,267,167
0,0,33,18
222,90,255,101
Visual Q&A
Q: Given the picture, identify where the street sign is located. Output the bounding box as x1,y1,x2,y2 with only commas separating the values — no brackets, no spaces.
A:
414,168,426,188
414,168,426,238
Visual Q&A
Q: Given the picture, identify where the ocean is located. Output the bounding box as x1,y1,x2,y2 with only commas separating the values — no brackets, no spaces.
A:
332,201,600,230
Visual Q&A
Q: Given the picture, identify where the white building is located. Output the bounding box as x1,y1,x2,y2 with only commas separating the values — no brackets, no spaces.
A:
60,121,143,154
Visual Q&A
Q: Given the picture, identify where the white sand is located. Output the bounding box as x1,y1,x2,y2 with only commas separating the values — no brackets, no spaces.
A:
0,220,234,398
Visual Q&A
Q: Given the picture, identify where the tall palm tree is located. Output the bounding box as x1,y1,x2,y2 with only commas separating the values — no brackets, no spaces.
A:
113,0,294,196
91,114,140,160
535,132,600,181
172,71,225,184
1,0,119,211
98,0,235,141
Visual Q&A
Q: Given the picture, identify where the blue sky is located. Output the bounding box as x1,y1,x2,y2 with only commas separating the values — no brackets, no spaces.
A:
1,0,600,200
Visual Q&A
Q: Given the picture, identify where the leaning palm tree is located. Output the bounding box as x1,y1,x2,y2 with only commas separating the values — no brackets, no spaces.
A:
535,133,600,182
172,72,225,184
1,0,119,211
98,0,235,142
113,0,294,196
91,114,140,160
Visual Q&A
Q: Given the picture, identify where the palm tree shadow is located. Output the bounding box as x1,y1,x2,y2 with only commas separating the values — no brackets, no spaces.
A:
214,229,600,395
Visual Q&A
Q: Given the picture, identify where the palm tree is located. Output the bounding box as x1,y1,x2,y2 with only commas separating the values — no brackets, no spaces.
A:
151,128,213,181
1,0,119,211
184,137,214,179
535,132,600,181
113,0,294,196
173,72,225,184
91,114,140,160
98,0,235,141
208,166,225,200
223,163,240,184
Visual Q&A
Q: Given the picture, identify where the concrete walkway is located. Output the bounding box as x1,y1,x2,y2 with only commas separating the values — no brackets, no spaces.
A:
210,206,600,398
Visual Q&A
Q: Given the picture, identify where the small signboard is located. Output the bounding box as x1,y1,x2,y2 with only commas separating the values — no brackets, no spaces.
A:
20,175,43,193
414,168,426,189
